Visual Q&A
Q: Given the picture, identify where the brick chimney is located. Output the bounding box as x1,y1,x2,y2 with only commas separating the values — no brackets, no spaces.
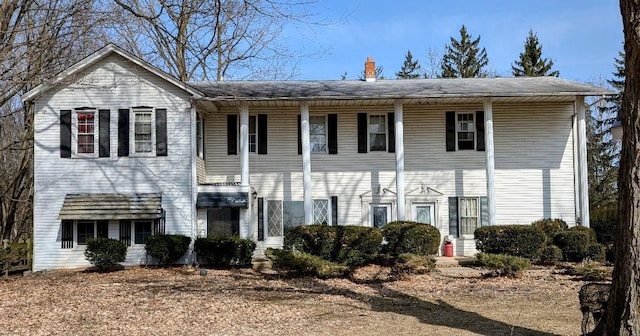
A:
364,56,376,82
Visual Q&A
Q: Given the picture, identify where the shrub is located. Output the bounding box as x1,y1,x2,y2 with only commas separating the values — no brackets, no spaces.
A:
586,243,606,262
145,234,192,266
554,230,591,262
476,253,531,278
383,221,440,256
538,244,563,265
389,253,436,279
474,225,546,259
194,235,256,267
84,238,128,271
265,248,349,278
563,261,611,281
283,225,382,267
531,218,568,241
567,225,598,243
590,206,618,245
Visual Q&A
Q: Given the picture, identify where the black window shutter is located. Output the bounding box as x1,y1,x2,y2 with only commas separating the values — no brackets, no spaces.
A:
61,220,73,248
227,115,237,155
387,112,395,153
476,111,485,151
331,196,338,226
480,196,489,226
258,114,268,154
357,113,367,153
119,220,131,246
328,114,338,154
118,109,130,157
98,109,110,157
258,198,264,241
156,108,168,156
446,111,456,152
60,110,72,158
448,197,459,238
297,115,302,155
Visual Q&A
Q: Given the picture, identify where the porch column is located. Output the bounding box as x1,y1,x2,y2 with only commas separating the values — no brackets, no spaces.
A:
484,98,496,225
395,100,406,221
239,102,250,238
576,96,590,227
300,102,313,225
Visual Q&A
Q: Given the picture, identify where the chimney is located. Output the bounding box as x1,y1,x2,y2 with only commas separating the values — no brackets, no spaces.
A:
364,56,376,82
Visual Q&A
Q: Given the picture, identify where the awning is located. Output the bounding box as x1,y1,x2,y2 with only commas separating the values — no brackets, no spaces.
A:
196,192,248,208
58,193,163,220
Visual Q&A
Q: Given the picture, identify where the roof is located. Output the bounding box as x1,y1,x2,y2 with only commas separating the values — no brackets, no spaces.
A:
189,77,613,102
22,44,203,103
58,193,163,220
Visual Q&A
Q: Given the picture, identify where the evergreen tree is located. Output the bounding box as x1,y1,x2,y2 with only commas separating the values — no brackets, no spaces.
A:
396,50,422,79
511,30,559,77
440,25,489,78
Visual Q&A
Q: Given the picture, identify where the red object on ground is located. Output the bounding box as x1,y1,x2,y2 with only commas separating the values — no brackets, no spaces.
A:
443,241,453,257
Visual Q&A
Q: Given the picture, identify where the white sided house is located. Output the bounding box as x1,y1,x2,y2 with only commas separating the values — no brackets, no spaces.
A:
24,45,611,271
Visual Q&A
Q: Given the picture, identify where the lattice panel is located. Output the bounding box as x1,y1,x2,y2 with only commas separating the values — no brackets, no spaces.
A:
313,200,329,224
268,201,283,237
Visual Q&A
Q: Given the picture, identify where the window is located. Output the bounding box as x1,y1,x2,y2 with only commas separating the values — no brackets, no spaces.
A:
77,221,95,245
371,204,392,229
457,113,475,150
134,221,152,244
310,116,327,153
196,115,204,158
207,208,240,236
266,199,330,237
459,198,479,235
412,203,435,225
133,108,153,154
369,114,387,151
77,110,96,154
249,115,257,153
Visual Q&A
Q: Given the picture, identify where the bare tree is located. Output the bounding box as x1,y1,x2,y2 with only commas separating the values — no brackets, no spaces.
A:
0,0,108,241
591,0,640,334
110,0,318,81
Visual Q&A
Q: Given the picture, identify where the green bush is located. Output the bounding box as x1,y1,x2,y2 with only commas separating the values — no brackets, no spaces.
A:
563,261,611,281
476,253,531,278
84,238,128,271
194,235,256,267
585,243,606,262
474,225,546,259
538,244,563,265
283,225,382,267
145,234,192,266
590,206,618,245
554,230,591,262
567,225,598,242
531,218,568,241
265,248,349,278
389,253,436,279
383,221,440,256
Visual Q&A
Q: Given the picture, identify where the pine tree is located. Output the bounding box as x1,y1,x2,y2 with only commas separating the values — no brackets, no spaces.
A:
511,30,559,77
440,25,489,78
396,50,422,79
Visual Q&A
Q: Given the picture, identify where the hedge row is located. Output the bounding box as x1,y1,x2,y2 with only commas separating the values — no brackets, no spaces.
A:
194,235,256,267
145,234,192,266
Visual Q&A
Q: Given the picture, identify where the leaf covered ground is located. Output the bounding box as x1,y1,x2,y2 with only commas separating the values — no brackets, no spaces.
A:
0,266,587,335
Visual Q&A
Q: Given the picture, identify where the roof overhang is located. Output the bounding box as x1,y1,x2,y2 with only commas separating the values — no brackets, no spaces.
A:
196,192,249,208
22,44,203,103
58,193,163,220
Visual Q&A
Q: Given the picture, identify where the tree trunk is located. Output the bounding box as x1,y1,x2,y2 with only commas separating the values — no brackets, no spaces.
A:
591,0,640,334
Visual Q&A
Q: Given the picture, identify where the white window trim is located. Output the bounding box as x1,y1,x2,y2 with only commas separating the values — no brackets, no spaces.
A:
130,107,156,157
263,198,333,238
455,111,476,151
310,115,328,154
369,203,392,228
71,108,99,158
248,115,257,153
368,114,388,152
411,202,436,226
459,197,480,238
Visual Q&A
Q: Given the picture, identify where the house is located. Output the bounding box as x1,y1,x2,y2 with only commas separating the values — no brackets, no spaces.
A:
23,45,611,271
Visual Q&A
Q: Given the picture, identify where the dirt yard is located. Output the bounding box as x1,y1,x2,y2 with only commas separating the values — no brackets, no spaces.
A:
0,266,588,336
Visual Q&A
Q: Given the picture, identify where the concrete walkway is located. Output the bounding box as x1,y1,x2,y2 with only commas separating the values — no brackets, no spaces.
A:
434,256,477,267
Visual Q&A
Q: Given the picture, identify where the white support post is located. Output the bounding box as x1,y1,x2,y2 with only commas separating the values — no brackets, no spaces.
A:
300,102,313,225
395,100,406,221
484,98,496,226
239,102,250,238
576,96,590,227
572,115,581,223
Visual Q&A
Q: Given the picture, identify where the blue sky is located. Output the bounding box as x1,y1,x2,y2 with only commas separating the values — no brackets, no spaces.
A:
287,0,622,83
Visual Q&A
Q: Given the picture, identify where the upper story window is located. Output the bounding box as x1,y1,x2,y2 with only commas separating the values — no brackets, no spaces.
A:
76,109,96,155
310,116,327,153
249,115,257,153
196,115,204,158
133,108,154,154
369,114,387,151
457,113,475,150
